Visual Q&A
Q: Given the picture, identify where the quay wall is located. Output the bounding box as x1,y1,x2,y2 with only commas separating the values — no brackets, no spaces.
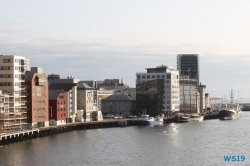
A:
0,119,140,145
0,115,219,145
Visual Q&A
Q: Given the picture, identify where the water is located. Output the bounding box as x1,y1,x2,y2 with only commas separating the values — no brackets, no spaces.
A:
1,112,250,166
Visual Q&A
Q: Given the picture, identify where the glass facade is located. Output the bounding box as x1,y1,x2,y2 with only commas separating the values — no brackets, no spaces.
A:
178,55,199,83
179,76,200,113
136,79,164,116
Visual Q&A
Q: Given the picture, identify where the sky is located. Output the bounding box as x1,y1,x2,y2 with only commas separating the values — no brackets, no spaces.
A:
1,0,250,101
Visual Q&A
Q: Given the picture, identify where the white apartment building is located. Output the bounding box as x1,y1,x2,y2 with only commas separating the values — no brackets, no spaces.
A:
0,55,30,131
0,90,11,132
136,65,180,113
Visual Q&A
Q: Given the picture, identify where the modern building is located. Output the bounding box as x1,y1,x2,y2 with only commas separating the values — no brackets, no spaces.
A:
177,54,200,83
25,67,49,128
0,55,30,130
136,65,180,114
179,75,200,113
0,90,12,132
49,77,79,123
136,79,164,116
49,90,67,125
101,94,136,116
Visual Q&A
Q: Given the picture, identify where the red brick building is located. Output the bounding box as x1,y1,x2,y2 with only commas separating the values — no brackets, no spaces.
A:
49,90,67,125
25,67,49,128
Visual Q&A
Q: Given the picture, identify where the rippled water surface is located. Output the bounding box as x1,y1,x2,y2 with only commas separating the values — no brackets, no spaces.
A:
1,112,250,166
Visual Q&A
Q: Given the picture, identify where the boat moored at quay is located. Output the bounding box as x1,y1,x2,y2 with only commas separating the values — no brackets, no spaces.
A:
219,89,242,120
219,105,242,120
176,113,204,122
139,114,163,125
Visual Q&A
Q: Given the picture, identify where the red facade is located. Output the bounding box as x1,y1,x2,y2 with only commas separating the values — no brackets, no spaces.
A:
27,73,49,127
49,92,67,122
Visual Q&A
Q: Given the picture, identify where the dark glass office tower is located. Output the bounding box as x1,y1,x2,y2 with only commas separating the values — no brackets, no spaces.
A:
136,79,164,117
177,54,200,83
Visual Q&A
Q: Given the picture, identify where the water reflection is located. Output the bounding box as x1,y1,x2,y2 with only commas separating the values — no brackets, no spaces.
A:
0,112,250,166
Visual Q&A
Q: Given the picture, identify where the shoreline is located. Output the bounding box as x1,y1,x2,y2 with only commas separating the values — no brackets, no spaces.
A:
0,113,219,145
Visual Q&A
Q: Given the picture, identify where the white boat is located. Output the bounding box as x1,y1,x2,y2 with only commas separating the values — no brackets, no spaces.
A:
189,114,204,122
219,105,242,120
176,113,204,122
140,114,163,125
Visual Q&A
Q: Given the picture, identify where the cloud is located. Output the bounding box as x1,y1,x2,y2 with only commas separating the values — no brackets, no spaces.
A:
1,36,250,98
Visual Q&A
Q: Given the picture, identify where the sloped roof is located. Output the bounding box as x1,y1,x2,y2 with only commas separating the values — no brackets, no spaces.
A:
25,72,46,81
77,82,94,90
49,83,77,91
102,95,135,101
49,90,64,100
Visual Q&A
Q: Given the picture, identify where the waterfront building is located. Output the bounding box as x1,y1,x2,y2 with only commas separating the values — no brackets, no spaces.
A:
0,55,30,130
198,83,206,112
136,65,180,114
136,79,165,116
77,80,101,121
49,77,79,123
177,54,200,83
205,93,212,111
0,90,12,132
179,75,200,113
97,88,114,112
96,79,136,112
25,67,49,128
49,90,67,125
101,94,136,116
113,88,136,99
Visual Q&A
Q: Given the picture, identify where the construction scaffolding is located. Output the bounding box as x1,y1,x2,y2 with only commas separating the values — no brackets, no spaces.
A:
0,91,27,132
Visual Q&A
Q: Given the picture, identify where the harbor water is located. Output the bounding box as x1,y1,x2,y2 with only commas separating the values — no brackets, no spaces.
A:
1,112,250,166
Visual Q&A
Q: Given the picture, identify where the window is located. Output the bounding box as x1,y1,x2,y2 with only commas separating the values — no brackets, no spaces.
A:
161,75,165,78
147,75,150,79
3,59,13,63
167,75,171,79
152,75,155,78
157,75,160,78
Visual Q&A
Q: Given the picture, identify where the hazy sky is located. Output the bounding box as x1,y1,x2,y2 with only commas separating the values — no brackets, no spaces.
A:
1,0,250,101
